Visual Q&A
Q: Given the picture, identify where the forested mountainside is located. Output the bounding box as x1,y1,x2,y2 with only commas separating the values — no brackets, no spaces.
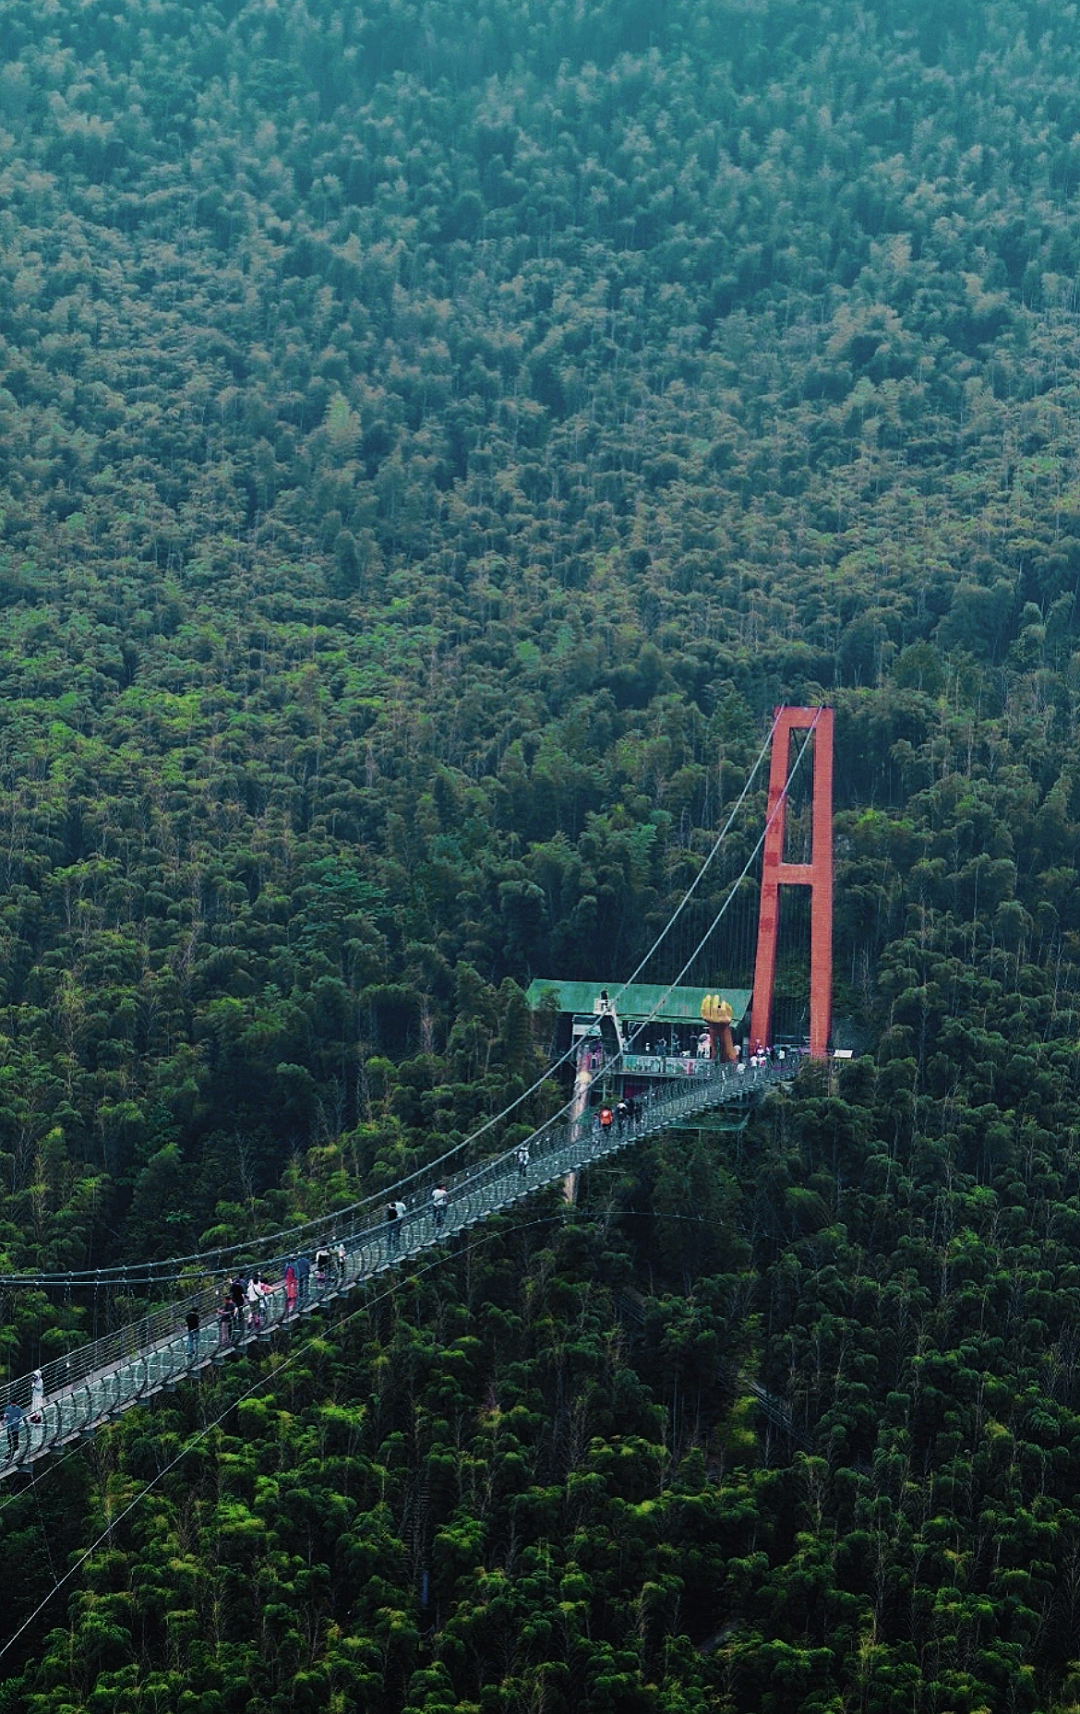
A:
4,0,1080,1706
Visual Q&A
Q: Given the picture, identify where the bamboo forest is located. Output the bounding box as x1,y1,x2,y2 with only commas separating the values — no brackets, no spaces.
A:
4,0,1080,1707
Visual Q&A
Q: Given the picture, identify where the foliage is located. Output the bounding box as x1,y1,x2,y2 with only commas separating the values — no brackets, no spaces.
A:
3,0,1080,1705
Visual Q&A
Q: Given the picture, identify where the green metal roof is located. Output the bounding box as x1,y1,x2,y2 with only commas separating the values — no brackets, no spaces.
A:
525,979,752,1025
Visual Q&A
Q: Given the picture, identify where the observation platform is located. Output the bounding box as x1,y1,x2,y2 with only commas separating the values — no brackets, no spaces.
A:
526,978,754,1080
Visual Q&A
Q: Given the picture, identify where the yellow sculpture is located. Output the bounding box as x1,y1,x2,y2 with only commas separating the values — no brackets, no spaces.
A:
700,994,737,1062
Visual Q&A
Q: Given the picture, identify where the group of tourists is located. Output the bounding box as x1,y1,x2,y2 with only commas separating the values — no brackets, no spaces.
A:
746,1042,795,1070
624,1031,804,1068
205,1240,350,1351
280,1240,349,1315
595,1096,640,1141
590,1021,808,1077
624,1029,704,1058
388,1180,452,1249
216,1271,270,1346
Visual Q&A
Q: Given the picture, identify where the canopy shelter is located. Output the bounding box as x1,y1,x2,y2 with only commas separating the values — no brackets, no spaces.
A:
525,979,752,1029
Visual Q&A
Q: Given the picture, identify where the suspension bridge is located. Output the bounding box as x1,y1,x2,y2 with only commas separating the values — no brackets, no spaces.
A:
0,706,834,1477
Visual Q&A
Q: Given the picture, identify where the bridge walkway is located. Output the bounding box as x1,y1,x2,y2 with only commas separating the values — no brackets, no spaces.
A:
0,1056,796,1476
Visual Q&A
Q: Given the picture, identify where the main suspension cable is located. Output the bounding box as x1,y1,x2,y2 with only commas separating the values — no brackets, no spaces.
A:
0,712,784,1292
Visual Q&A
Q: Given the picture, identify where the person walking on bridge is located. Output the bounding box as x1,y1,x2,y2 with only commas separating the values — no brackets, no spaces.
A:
185,1305,200,1362
29,1369,44,1423
387,1201,401,1255
246,1274,265,1332
432,1182,449,1232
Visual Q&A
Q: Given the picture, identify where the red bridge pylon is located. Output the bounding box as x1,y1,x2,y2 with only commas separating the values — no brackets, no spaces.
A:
749,706,833,1059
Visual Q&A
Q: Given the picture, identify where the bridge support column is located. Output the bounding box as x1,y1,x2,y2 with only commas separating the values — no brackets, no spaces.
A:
562,1038,594,1204
749,707,833,1059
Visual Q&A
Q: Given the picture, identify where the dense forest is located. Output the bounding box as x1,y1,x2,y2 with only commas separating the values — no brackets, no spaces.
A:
3,0,1080,1705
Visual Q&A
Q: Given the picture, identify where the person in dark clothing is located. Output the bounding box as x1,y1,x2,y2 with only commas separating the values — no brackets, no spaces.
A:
387,1202,400,1254
4,1401,22,1457
229,1275,246,1338
185,1306,200,1362
296,1253,311,1303
218,1293,235,1346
